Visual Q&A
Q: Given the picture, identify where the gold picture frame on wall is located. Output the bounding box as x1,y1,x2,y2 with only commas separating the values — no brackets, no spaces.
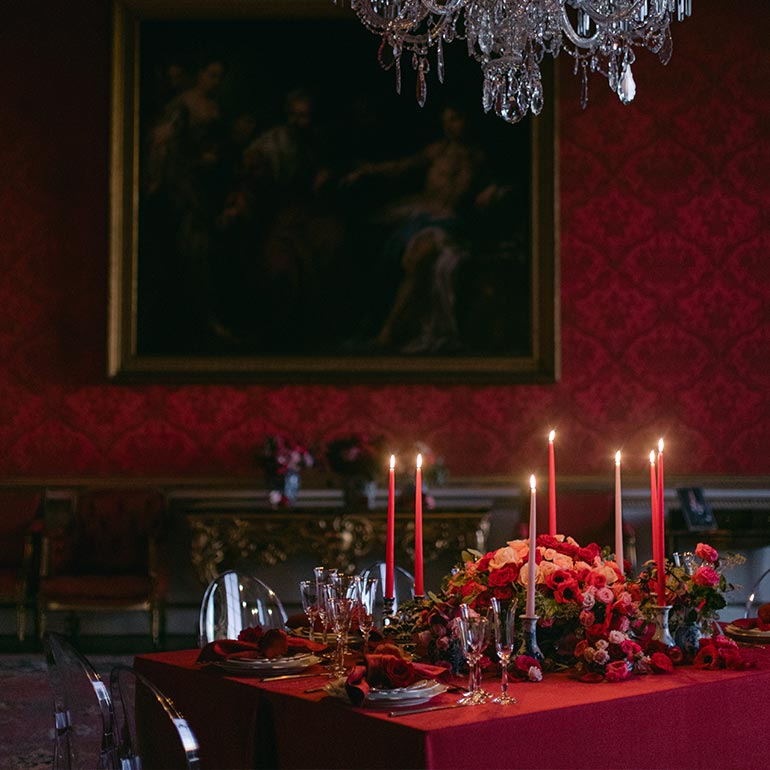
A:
109,0,559,383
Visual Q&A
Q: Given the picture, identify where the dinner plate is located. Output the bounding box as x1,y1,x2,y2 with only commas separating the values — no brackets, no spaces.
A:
215,654,321,674
366,680,448,708
724,624,770,644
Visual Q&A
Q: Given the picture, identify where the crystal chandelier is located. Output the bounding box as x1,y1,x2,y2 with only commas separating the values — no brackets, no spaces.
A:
343,0,693,124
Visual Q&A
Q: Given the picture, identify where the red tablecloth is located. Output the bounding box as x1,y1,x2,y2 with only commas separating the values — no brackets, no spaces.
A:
135,648,770,770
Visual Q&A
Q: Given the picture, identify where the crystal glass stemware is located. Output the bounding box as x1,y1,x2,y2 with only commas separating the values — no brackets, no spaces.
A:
322,582,354,677
298,580,319,643
356,577,379,652
490,597,518,705
313,566,338,644
455,613,490,705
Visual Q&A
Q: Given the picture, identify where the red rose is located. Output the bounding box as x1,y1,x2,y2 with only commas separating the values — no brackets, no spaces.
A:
460,580,487,599
586,571,607,589
383,656,418,688
259,629,289,659
555,540,580,559
536,534,561,550
650,652,673,674
513,655,541,678
476,552,494,572
620,639,642,659
493,585,515,601
489,563,520,587
758,603,770,625
605,660,631,683
577,543,601,563
695,543,719,563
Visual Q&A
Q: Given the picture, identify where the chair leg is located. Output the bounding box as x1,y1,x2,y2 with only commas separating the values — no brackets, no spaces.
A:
38,606,46,640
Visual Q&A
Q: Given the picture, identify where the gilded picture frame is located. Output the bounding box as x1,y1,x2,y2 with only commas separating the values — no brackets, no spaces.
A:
109,0,559,382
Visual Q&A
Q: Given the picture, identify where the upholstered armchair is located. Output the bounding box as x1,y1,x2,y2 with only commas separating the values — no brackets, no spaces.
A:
38,488,168,646
0,490,43,641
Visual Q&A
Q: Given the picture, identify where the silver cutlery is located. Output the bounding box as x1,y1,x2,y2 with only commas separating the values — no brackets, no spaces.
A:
388,703,464,717
260,672,324,682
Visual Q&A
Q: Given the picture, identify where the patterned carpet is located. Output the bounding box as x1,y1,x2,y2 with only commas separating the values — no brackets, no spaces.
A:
0,653,133,770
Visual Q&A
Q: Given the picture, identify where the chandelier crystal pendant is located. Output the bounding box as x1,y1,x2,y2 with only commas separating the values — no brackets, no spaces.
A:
343,0,693,124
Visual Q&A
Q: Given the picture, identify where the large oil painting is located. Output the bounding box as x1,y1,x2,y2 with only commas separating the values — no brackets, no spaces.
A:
109,0,558,381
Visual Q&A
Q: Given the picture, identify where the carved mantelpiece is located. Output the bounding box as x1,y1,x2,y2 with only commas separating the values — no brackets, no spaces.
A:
187,509,491,585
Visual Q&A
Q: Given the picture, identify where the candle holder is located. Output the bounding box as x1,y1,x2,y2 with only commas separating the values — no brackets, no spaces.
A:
518,614,544,662
651,605,676,648
382,596,396,627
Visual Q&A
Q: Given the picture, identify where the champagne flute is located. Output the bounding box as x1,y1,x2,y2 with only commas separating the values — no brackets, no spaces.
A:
313,566,337,644
490,597,518,705
454,613,490,705
322,582,354,677
299,580,319,643
357,577,379,652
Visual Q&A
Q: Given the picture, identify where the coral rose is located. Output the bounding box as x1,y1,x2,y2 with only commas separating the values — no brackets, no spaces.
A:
695,543,719,563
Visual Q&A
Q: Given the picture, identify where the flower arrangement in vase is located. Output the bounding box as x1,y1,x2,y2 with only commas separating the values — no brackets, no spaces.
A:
636,542,742,655
260,435,314,507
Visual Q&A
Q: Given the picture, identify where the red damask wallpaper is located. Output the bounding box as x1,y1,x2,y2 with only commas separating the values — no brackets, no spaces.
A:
0,2,768,481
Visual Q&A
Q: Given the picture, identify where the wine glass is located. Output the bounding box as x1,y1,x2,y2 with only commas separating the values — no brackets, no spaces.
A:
356,577,379,652
322,581,354,677
454,613,490,705
490,597,518,705
298,580,319,643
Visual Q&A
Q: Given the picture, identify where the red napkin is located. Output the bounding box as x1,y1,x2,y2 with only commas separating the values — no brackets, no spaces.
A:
345,654,448,707
197,636,326,663
731,617,770,632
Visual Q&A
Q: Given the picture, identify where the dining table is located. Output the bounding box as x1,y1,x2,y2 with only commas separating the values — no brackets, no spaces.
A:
134,644,770,770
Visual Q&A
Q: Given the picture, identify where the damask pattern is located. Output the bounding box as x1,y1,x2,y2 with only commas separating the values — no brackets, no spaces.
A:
0,3,768,480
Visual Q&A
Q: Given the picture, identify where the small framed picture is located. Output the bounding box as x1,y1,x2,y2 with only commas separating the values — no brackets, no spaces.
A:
676,488,718,532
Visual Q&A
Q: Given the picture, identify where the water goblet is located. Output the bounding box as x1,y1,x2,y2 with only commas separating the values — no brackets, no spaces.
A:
490,597,518,705
455,614,490,705
298,580,319,643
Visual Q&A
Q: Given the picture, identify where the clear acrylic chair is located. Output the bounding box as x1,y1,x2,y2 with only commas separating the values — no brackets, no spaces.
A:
42,631,116,770
110,664,200,770
745,567,770,617
198,570,288,645
358,561,415,623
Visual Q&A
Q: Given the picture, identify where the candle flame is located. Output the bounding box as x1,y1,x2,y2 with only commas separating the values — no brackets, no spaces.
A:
615,450,621,465
548,430,555,443
389,454,395,470
649,450,656,465
530,474,536,491
416,453,422,469
658,437,664,453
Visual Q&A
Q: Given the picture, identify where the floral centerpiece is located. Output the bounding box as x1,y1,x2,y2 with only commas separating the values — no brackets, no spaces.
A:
260,435,314,507
636,542,741,654
402,534,649,681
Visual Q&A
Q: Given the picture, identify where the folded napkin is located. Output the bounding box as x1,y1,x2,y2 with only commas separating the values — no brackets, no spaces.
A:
198,632,326,663
345,653,448,707
730,617,770,632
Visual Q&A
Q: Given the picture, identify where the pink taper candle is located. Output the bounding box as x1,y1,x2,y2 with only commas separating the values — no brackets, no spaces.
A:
614,451,624,574
526,475,537,616
385,454,395,600
414,453,424,597
650,450,665,605
548,430,556,536
657,438,665,572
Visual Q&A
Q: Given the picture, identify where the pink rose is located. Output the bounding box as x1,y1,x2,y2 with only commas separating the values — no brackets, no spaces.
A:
695,543,719,563
595,586,615,605
692,565,720,587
